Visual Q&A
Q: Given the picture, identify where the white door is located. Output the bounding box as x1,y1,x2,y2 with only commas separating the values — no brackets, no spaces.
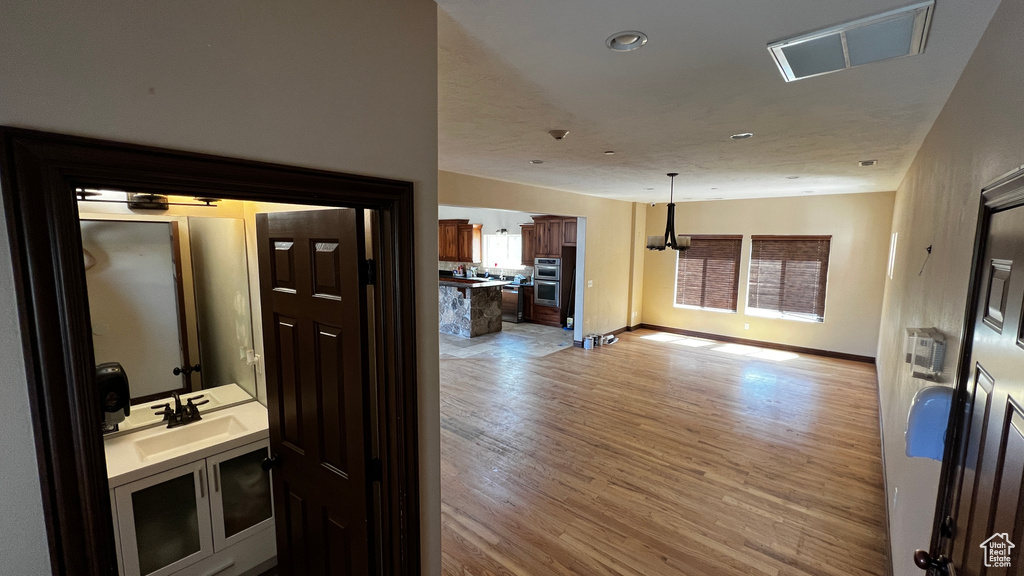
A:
114,461,214,576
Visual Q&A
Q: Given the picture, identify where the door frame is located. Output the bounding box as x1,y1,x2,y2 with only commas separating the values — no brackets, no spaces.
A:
0,127,421,575
927,166,1024,560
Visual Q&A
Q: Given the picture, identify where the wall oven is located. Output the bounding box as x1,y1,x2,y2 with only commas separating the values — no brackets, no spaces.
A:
535,257,560,281
534,279,559,307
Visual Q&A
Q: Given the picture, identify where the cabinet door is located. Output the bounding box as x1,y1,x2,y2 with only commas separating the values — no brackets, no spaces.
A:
208,440,275,552
547,220,563,256
457,225,474,263
115,461,214,576
534,222,548,257
440,223,458,261
562,218,577,246
521,226,535,265
523,286,534,320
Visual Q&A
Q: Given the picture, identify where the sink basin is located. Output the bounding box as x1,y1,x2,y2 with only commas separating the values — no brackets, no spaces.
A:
133,415,248,461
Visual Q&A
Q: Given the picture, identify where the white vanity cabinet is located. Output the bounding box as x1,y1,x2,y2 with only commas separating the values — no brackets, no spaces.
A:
112,440,275,576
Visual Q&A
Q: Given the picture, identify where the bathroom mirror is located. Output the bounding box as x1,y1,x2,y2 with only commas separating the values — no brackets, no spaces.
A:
79,212,259,405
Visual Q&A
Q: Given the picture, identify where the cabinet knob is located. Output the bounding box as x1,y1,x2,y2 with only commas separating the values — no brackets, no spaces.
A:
261,454,281,472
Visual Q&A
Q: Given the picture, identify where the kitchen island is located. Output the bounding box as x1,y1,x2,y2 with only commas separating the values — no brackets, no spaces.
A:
439,277,510,338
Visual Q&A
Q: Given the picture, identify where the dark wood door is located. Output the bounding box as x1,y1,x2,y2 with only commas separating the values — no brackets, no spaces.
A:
256,209,373,576
521,225,535,265
931,186,1024,575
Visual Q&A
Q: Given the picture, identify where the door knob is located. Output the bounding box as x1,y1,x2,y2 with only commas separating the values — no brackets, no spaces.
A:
914,550,950,573
261,454,281,472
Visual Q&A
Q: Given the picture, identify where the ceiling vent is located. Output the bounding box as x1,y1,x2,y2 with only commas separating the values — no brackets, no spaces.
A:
768,1,934,82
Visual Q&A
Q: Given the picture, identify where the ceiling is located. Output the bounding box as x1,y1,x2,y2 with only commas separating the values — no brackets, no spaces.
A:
437,0,1001,203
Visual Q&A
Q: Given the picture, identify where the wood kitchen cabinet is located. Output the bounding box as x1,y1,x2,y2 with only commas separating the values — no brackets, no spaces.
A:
457,223,482,263
439,219,481,262
521,224,535,265
562,217,577,246
533,216,563,258
438,219,464,261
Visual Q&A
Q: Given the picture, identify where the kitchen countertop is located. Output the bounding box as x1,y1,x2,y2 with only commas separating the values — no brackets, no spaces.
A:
439,277,511,289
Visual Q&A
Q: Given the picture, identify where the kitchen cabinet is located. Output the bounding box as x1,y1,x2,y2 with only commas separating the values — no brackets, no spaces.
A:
438,219,465,262
521,224,535,265
113,440,275,576
457,223,482,263
533,216,563,258
522,286,534,320
562,218,577,246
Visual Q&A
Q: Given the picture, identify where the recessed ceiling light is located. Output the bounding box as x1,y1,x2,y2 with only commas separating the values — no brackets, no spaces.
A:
711,187,718,190
859,159,878,167
606,30,648,52
604,150,615,155
644,187,655,190
786,176,800,179
529,160,545,165
730,132,754,140
804,190,815,194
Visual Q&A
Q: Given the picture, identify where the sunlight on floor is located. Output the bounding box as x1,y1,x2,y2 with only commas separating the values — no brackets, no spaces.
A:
642,332,799,362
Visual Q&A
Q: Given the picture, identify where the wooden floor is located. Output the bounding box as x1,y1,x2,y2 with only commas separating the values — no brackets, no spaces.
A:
439,329,888,576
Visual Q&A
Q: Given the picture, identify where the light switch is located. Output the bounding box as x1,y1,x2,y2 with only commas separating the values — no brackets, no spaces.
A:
587,280,593,288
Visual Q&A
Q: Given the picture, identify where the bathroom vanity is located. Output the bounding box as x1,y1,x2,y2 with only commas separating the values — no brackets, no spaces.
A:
105,401,275,576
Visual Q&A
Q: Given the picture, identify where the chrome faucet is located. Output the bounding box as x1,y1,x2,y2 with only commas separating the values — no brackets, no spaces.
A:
151,392,209,429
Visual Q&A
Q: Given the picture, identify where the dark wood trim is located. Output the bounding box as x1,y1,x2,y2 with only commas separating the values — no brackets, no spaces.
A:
168,220,200,392
0,126,420,576
682,234,744,241
638,324,876,364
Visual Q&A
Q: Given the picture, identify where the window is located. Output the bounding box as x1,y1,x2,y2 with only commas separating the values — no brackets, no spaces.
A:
675,235,743,311
482,234,523,268
747,235,831,322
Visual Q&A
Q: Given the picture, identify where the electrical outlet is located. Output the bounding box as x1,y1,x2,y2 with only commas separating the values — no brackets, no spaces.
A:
587,280,593,288
744,323,750,330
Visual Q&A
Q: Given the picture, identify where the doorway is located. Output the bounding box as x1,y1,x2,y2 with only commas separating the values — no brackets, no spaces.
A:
0,127,421,576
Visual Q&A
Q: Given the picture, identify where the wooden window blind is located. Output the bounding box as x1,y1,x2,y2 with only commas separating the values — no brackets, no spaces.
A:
747,235,831,322
675,235,743,311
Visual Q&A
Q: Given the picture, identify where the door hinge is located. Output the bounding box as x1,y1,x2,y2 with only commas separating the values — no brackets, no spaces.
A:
369,458,383,482
363,259,376,286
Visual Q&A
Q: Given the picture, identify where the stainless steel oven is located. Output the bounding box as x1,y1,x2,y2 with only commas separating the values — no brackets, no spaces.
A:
534,279,559,307
535,257,560,281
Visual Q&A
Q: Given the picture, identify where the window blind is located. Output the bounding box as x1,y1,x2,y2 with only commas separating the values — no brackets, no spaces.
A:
747,236,831,321
675,235,743,311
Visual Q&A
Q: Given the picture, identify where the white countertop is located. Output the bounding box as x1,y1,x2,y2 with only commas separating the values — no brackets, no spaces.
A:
105,400,269,488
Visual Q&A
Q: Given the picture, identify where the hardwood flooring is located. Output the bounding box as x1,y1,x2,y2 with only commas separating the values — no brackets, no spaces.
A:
439,329,888,576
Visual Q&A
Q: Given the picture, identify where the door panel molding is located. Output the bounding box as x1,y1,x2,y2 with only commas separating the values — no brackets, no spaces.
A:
0,127,420,576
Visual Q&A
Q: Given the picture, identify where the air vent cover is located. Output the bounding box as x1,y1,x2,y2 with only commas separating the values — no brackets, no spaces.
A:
768,1,934,82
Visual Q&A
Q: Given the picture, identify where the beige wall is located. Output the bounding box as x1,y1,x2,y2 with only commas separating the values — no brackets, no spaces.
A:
642,192,895,358
439,171,636,334
0,1,441,573
877,0,1024,573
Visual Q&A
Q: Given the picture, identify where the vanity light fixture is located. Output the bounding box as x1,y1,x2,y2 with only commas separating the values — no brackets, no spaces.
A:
646,173,691,252
74,188,219,208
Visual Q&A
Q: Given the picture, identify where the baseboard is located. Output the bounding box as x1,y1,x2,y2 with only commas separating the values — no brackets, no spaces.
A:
626,325,641,332
637,323,876,364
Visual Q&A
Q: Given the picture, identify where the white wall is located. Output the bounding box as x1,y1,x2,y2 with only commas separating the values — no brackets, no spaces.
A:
0,0,440,572
876,1,1023,574
438,205,534,235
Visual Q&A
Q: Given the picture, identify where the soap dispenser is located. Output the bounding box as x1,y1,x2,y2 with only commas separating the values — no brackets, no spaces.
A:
97,362,131,434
